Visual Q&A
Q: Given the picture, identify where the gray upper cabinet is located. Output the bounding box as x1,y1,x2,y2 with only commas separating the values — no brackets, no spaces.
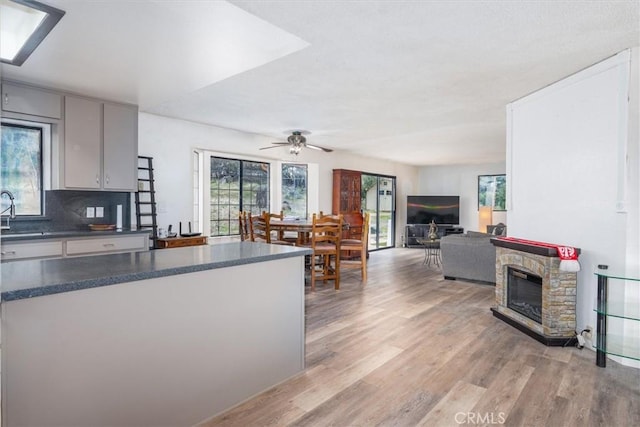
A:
64,96,102,189
1,82,62,119
103,103,137,191
63,96,138,191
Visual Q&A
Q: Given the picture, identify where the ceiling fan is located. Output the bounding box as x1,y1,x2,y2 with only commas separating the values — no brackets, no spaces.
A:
260,131,333,155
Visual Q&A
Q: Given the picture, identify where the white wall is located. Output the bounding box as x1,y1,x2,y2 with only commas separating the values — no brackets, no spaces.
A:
416,163,507,232
507,49,639,367
137,113,419,245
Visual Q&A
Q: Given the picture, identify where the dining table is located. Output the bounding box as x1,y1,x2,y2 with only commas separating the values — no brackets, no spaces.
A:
270,218,349,246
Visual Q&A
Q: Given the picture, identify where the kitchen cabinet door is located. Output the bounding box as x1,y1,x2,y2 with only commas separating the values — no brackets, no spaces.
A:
66,234,148,256
103,103,137,191
64,96,102,189
1,240,64,261
1,81,62,119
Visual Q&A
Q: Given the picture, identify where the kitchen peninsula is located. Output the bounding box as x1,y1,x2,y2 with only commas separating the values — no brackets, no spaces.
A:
1,241,311,427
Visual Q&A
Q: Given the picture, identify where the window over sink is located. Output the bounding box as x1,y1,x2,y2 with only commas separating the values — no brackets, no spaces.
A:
0,120,51,216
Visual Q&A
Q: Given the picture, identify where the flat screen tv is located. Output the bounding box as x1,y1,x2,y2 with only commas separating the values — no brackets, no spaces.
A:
407,195,460,225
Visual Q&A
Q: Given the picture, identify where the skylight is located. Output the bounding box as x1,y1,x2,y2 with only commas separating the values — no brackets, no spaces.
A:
0,0,65,66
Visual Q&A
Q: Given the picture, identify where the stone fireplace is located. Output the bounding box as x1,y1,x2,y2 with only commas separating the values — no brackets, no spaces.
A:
491,239,578,346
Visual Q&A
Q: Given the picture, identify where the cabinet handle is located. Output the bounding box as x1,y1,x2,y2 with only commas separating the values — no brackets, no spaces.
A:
106,174,110,184
96,174,100,184
1,250,16,255
3,93,8,105
103,243,115,248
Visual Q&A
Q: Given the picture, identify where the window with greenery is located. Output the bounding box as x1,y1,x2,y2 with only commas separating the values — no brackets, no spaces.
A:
209,156,269,236
361,174,396,250
0,122,43,215
281,163,307,218
478,174,506,211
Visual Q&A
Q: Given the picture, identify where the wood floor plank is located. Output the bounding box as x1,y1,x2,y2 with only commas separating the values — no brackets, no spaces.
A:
416,380,487,426
288,379,380,427
292,345,404,412
200,248,640,427
503,358,566,426
470,360,535,425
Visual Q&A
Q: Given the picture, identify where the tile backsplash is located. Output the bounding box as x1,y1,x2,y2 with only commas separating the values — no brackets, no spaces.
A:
6,190,131,233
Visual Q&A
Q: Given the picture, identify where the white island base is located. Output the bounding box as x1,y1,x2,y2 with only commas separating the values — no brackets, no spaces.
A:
2,255,305,426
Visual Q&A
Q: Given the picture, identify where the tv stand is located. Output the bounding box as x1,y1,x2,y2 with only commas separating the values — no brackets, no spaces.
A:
404,225,464,247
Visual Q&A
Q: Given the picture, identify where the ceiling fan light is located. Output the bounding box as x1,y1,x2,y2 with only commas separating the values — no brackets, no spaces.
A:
287,133,306,145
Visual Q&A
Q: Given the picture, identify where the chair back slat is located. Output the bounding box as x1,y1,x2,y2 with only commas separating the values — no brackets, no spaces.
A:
239,211,251,241
250,212,271,243
362,211,370,243
311,213,342,246
340,212,370,282
308,213,343,291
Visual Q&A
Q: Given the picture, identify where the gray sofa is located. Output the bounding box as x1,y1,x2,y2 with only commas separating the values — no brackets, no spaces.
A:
440,231,496,284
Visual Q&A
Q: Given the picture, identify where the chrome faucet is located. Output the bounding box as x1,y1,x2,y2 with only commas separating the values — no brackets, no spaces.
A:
1,190,16,230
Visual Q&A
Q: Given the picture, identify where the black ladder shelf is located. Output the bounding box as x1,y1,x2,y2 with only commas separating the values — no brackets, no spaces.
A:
135,156,158,249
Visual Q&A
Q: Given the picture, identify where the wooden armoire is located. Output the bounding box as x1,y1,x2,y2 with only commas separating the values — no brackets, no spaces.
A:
332,169,363,240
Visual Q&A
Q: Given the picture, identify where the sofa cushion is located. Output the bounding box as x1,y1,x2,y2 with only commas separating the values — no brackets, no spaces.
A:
440,232,496,283
466,230,493,238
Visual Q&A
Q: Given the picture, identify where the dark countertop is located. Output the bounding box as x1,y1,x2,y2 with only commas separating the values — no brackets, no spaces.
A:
1,242,312,302
0,228,149,242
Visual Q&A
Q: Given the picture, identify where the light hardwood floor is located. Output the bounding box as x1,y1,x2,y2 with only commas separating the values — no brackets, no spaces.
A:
199,248,639,427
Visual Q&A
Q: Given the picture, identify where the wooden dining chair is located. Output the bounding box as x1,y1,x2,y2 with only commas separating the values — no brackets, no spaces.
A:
238,211,251,241
266,210,297,244
250,212,294,246
340,212,370,281
308,213,343,291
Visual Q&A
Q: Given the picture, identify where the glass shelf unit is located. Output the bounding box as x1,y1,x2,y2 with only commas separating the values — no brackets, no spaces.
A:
592,334,640,362
593,267,640,367
593,301,640,321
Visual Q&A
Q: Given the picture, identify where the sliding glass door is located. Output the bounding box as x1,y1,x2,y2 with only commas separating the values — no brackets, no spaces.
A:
361,174,396,250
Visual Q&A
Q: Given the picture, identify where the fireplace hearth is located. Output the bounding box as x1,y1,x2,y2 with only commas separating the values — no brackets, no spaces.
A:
491,238,579,346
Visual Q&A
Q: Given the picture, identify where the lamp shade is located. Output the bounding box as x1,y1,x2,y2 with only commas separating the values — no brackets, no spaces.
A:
478,206,493,233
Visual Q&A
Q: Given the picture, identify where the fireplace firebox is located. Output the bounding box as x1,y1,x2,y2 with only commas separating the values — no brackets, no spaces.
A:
507,267,542,324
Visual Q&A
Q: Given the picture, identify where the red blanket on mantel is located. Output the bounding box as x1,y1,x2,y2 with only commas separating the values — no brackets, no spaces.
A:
497,236,581,272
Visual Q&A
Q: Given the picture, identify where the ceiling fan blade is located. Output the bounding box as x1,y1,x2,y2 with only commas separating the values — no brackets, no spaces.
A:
259,142,289,150
259,145,287,150
306,144,333,152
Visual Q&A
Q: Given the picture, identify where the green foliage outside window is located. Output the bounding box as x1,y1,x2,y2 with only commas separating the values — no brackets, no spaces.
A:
281,164,307,218
210,157,269,236
1,123,43,215
478,174,506,211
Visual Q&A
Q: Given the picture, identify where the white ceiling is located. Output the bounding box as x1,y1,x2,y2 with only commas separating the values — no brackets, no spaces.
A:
1,0,638,166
